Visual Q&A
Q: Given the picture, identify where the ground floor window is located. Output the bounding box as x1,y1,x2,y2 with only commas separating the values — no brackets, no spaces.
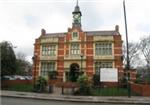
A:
95,61,113,75
41,62,55,76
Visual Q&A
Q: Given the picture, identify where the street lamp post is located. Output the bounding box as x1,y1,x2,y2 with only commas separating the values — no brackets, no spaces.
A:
123,0,131,97
98,64,101,93
99,62,101,85
127,72,131,97
80,53,83,75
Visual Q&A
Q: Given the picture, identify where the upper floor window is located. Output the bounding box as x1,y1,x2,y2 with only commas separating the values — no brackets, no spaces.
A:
70,43,80,55
41,62,55,76
95,43,112,55
42,45,56,56
72,32,78,39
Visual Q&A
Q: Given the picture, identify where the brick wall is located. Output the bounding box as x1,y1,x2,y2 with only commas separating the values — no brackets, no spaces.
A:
1,80,33,87
100,82,119,88
57,37,65,81
86,36,94,76
113,35,123,79
131,82,150,96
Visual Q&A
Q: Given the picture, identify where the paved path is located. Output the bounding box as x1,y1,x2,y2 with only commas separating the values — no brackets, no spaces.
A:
1,90,150,104
1,97,138,105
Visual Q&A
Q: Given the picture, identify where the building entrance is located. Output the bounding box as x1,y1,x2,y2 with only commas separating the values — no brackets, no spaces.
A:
69,63,80,82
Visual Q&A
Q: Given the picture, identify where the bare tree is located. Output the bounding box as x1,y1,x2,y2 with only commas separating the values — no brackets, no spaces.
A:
139,35,150,67
140,35,150,64
135,35,150,79
123,42,141,69
16,52,32,75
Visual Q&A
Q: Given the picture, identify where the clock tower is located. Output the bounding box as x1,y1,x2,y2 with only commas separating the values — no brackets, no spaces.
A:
72,0,82,28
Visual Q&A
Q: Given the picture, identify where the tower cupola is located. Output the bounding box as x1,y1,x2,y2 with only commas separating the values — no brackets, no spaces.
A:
72,0,82,28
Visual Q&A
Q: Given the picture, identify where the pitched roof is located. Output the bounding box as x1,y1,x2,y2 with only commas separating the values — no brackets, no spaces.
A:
45,33,66,37
85,30,119,36
42,30,119,38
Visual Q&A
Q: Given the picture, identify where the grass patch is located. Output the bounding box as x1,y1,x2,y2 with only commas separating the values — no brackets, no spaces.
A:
91,87,139,96
2,84,33,92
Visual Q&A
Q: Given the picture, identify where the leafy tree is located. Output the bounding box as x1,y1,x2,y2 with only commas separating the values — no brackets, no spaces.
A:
1,41,17,76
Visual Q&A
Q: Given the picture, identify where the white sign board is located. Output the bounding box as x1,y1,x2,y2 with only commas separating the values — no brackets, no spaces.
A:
100,68,118,82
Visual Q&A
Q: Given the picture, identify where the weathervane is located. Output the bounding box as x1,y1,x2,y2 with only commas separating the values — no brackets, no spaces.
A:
76,0,78,6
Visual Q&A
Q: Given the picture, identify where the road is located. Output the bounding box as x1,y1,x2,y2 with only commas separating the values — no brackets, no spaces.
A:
1,97,141,105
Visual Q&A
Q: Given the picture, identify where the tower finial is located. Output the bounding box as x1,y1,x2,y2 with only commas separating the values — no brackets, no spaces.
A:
76,0,78,6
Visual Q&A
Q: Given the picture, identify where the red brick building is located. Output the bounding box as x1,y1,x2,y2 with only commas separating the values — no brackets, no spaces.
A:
33,3,123,83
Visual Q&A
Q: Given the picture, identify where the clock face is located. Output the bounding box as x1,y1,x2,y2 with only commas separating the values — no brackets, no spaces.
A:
73,13,81,24
74,14,80,19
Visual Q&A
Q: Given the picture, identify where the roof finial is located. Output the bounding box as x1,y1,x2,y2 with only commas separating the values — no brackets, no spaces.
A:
76,0,78,6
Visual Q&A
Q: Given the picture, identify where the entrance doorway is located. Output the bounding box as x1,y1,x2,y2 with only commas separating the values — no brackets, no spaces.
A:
69,63,80,82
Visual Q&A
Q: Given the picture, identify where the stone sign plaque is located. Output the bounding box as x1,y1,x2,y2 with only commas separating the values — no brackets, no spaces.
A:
100,68,118,82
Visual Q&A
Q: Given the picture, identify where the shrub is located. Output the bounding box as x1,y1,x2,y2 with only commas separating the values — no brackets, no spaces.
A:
135,77,150,84
34,76,47,92
92,74,100,86
121,77,127,88
75,75,92,95
134,78,143,84
48,71,58,79
144,77,150,84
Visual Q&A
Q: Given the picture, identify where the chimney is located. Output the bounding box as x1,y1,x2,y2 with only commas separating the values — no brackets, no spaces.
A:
115,25,119,32
41,29,46,35
68,28,71,32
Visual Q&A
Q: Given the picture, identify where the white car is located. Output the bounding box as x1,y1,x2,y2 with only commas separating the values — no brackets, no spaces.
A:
13,75,26,80
2,76,15,80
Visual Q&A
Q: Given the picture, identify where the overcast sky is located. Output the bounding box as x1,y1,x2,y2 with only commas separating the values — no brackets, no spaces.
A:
0,0,150,62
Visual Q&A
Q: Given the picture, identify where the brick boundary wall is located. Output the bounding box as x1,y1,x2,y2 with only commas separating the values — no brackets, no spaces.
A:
1,80,33,87
100,82,119,88
131,82,150,96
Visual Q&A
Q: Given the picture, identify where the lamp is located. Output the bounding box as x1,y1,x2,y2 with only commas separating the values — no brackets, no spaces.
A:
32,53,37,88
80,53,83,75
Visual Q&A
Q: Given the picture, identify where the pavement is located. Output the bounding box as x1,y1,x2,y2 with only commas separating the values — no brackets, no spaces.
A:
1,90,150,104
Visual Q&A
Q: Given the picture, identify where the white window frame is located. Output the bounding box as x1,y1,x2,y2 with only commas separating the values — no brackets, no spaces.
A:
42,44,56,56
41,62,55,76
70,43,80,55
95,42,112,56
72,32,79,40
